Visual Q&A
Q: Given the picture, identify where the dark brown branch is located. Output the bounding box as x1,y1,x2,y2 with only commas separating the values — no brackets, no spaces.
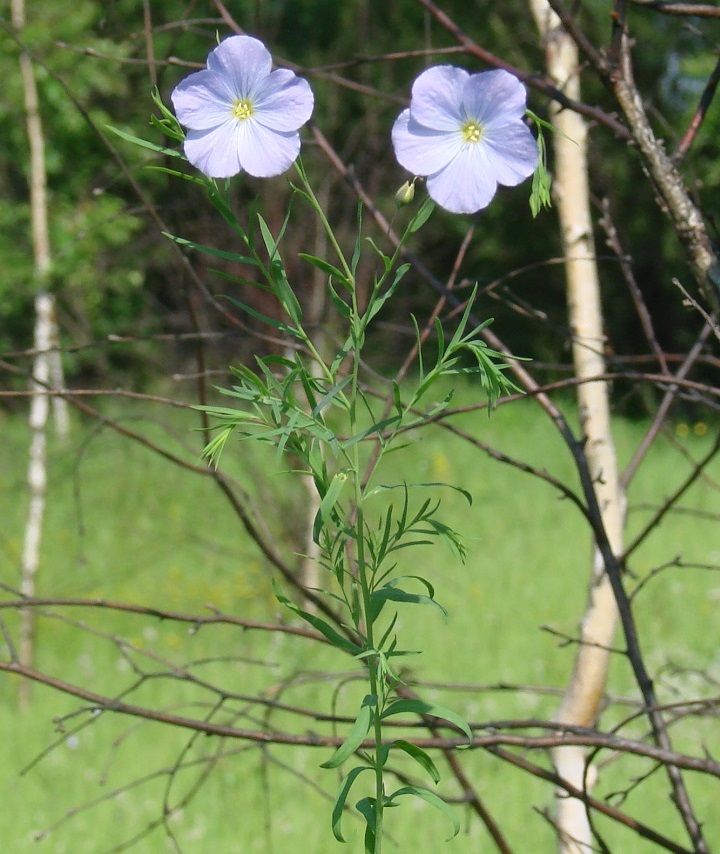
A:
571,430,712,852
3,658,719,776
415,0,632,141
621,322,716,488
0,592,327,643
624,427,720,557
486,746,693,854
674,55,720,161
609,23,719,307
628,0,720,17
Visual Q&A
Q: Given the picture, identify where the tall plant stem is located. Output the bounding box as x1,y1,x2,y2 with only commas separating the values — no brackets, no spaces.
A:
347,269,385,852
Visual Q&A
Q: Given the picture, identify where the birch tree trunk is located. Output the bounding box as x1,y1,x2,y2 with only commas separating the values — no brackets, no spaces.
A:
19,297,54,710
13,0,68,708
528,4,625,851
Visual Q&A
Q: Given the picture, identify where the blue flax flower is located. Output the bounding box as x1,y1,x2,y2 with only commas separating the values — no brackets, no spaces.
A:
392,66,538,214
171,35,314,179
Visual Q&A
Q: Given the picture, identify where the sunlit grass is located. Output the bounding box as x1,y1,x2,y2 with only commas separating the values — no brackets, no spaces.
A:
1,389,718,852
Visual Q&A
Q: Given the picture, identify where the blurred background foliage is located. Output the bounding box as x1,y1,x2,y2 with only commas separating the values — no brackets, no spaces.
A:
1,0,718,396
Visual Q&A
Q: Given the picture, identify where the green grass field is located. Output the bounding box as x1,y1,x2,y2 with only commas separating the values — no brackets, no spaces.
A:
1,388,718,853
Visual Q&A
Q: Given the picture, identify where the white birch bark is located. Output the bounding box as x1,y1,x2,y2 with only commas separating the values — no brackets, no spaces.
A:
12,0,69,440
13,0,68,707
19,296,53,709
528,3,625,851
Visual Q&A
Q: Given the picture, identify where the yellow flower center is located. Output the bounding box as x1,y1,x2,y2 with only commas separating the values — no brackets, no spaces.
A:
232,99,254,121
461,120,483,144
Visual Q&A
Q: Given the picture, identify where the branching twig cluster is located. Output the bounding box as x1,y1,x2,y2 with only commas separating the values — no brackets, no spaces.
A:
2,1,720,852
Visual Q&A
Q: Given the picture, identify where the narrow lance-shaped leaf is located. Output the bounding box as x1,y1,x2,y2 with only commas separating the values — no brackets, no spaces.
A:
378,740,441,784
273,581,360,655
256,213,280,260
355,798,376,854
381,698,472,743
161,232,258,266
366,263,411,323
223,296,302,337
341,415,401,450
298,253,353,291
369,584,447,624
327,279,353,319
106,124,183,158
320,694,376,769
313,470,349,543
311,376,353,418
351,201,363,277
330,765,371,842
272,263,304,327
386,785,459,840
408,197,435,233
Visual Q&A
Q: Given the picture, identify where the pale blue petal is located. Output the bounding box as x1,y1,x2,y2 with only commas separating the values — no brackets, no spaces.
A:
171,70,235,130
407,66,468,132
183,123,244,178
206,35,271,100
481,122,539,186
392,109,462,176
394,63,538,213
427,146,498,214
461,69,528,124
254,70,314,131
238,122,301,177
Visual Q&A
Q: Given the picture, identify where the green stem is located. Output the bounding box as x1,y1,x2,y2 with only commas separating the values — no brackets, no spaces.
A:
355,498,384,854
294,160,354,283
346,275,384,854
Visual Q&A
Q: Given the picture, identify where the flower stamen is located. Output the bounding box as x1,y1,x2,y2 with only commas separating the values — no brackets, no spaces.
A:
462,120,483,144
232,99,254,121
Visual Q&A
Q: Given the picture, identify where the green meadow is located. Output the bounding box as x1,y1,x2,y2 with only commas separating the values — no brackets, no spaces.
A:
1,388,718,853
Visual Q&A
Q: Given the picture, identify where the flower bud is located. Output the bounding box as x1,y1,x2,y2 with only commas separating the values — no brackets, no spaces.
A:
394,179,416,207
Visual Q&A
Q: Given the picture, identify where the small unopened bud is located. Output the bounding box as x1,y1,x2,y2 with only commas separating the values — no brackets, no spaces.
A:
395,179,416,207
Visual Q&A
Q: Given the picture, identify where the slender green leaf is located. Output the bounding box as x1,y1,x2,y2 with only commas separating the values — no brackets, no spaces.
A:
150,87,185,139
381,699,472,743
389,575,435,599
376,611,399,652
201,426,234,466
365,480,472,507
320,694,376,769
341,415,401,449
351,201,363,276
364,823,375,854
327,279,352,319
355,798,376,854
298,253,352,290
256,213,278,259
386,786,459,840
273,264,304,326
106,124,183,158
273,581,360,655
145,166,208,186
330,766,371,842
313,470,349,542
223,296,301,337
379,740,441,784
369,585,447,623
366,263,411,323
311,376,352,417
162,232,258,266
364,237,392,272
409,198,435,232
